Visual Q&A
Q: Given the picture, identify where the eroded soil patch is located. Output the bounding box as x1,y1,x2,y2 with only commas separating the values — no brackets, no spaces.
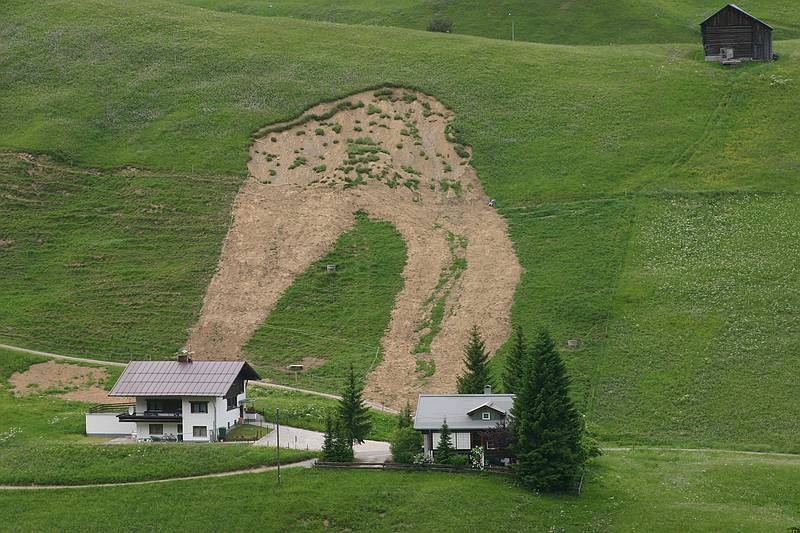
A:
9,361,128,404
187,88,522,407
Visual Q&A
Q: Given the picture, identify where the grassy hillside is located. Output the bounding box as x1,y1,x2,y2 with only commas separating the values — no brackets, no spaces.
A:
176,0,800,45
243,212,406,393
2,0,800,452
0,154,239,360
3,450,800,530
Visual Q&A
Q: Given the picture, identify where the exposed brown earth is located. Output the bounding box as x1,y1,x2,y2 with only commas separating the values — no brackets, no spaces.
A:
9,360,130,403
186,89,522,408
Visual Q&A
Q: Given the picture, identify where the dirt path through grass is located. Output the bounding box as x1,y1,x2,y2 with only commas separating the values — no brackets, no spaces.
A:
0,458,316,491
186,88,522,408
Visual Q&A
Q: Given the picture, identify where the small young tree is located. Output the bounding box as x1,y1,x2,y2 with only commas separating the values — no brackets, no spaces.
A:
321,412,336,461
337,364,372,449
504,326,526,394
390,427,423,464
427,16,453,33
511,330,587,492
398,401,413,429
435,418,454,464
321,414,354,462
456,325,494,394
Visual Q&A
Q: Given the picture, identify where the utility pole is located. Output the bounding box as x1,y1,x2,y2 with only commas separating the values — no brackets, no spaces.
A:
276,408,281,486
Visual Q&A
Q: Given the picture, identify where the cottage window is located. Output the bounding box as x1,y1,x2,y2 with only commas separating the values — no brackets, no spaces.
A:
482,412,491,420
193,426,208,438
149,424,164,436
190,401,208,414
226,395,238,410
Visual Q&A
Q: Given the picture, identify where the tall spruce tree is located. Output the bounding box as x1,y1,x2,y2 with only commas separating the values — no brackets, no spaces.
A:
436,418,454,464
511,329,586,492
456,325,493,394
504,326,526,394
337,364,372,448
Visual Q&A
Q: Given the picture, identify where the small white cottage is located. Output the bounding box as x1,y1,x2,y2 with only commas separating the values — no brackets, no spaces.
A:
85,355,260,442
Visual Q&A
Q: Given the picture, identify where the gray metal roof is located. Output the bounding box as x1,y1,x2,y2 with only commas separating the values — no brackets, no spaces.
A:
414,393,515,430
109,361,261,397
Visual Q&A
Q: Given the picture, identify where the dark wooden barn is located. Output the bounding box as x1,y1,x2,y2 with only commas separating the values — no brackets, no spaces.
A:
701,4,773,61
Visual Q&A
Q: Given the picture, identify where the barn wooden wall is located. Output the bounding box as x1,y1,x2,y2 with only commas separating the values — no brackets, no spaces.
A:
701,6,772,61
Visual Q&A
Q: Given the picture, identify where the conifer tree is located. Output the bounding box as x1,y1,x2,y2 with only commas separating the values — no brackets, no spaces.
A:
511,329,587,492
321,412,337,461
456,325,493,394
504,326,526,394
337,363,372,448
436,418,454,464
398,401,413,429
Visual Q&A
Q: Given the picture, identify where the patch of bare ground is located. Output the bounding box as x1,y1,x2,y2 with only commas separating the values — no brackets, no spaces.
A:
9,360,129,404
187,88,522,408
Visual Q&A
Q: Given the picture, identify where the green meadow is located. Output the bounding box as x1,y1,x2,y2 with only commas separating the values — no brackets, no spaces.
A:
177,0,800,44
2,450,800,531
2,0,800,454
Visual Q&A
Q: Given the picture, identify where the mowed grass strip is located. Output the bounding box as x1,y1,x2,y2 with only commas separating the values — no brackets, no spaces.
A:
1,451,799,530
243,212,406,393
250,387,398,441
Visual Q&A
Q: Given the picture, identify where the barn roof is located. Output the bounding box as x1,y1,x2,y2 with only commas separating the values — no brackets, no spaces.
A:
109,360,261,397
700,4,773,30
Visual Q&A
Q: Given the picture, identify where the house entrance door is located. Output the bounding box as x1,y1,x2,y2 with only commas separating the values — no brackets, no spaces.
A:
177,424,183,442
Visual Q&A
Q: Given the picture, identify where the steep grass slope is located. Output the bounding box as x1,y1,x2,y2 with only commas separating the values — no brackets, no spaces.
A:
2,0,800,450
176,0,800,45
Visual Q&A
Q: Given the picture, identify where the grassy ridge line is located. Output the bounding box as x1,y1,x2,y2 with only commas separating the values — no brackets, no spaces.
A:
173,0,800,45
2,451,800,530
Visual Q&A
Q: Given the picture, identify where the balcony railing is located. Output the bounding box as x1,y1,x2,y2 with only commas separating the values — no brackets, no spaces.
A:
117,410,183,422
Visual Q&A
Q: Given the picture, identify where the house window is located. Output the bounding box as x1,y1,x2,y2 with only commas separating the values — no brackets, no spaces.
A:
226,395,237,410
482,412,491,420
146,399,181,413
193,426,208,438
149,424,164,435
190,401,208,414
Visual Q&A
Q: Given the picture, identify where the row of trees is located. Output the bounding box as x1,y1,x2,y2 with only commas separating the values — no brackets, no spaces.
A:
456,325,599,492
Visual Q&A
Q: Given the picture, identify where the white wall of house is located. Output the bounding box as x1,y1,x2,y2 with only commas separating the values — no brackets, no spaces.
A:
182,397,216,442
135,421,181,440
85,413,136,436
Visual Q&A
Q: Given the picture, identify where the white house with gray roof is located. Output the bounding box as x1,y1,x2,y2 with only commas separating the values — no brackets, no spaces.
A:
414,386,514,457
85,355,260,442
